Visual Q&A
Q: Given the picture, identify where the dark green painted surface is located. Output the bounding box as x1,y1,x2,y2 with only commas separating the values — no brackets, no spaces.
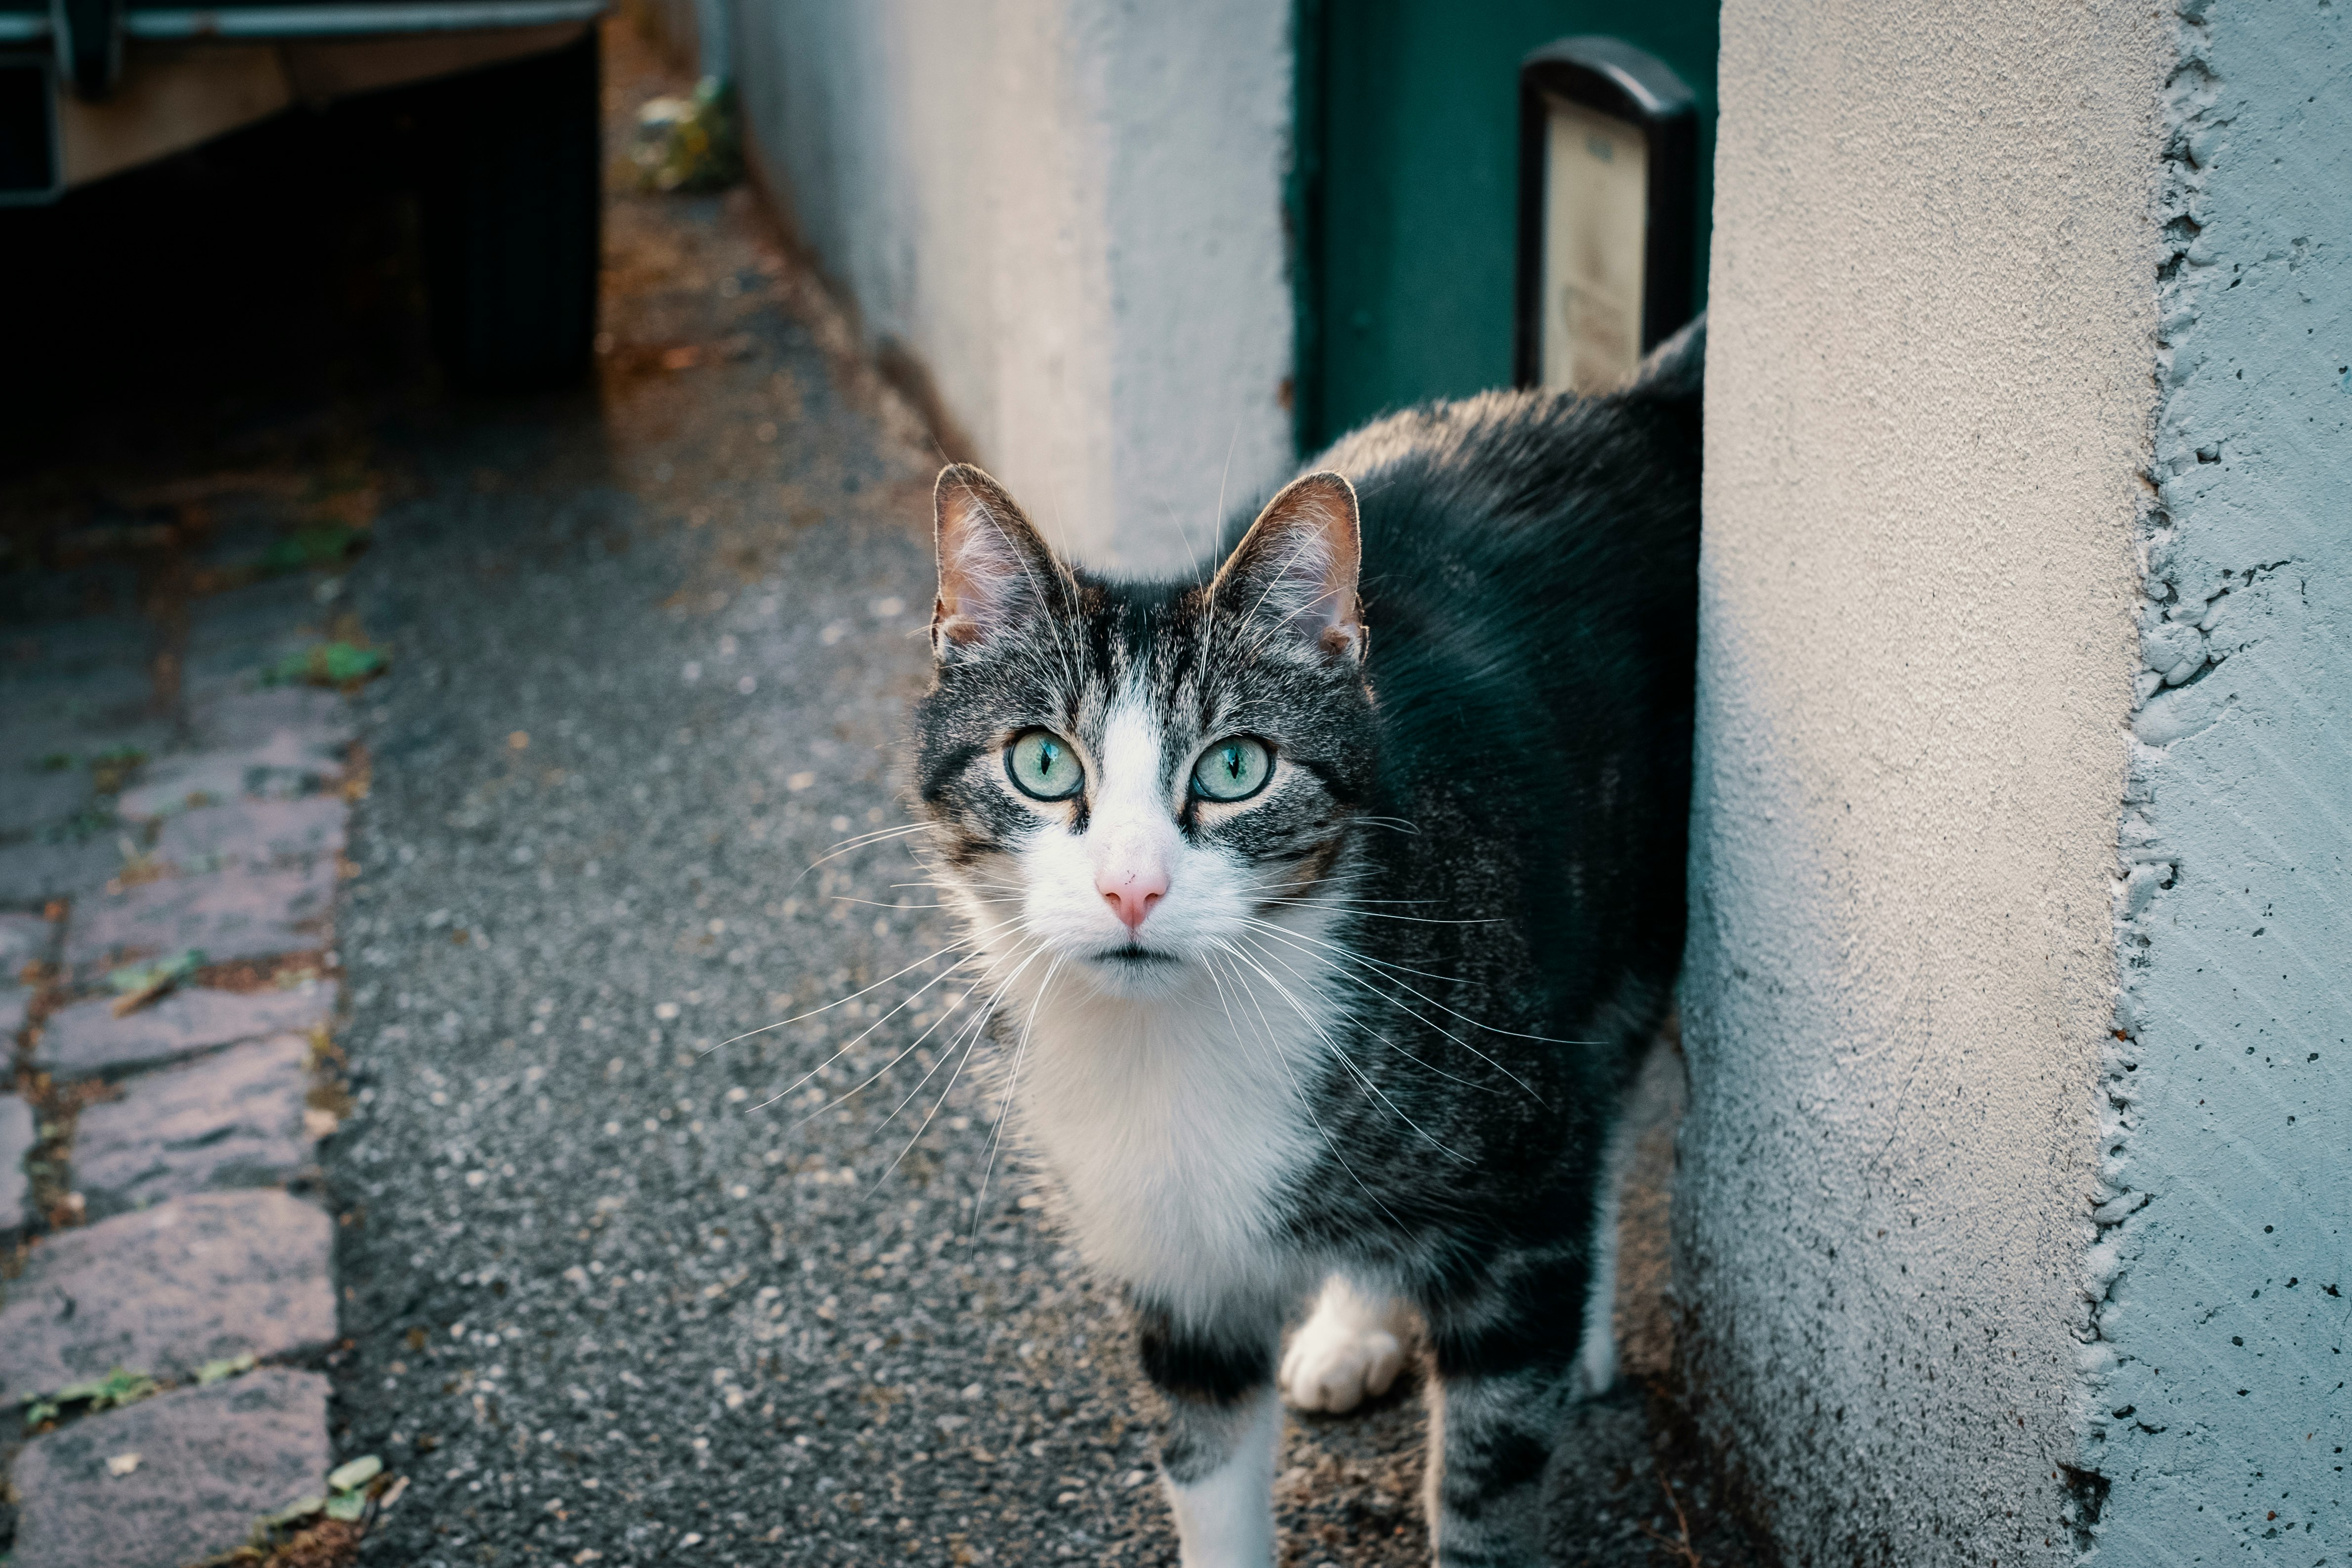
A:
1295,0,1719,450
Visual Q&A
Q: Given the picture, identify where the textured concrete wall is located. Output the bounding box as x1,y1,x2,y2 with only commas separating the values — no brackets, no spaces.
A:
1681,3,2164,1562
728,0,1295,575
2089,3,2352,1557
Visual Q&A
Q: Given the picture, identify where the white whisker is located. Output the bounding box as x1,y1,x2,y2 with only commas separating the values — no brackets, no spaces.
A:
746,955,976,1112
701,941,969,1057
1205,950,1410,1230
1223,933,1471,1166
1235,917,1558,1103
790,823,929,885
971,951,1062,1231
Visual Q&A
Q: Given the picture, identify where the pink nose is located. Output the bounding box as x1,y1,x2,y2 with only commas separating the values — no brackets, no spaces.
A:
1098,867,1168,932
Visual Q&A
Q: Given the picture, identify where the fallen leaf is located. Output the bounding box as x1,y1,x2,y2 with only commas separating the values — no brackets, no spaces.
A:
48,1366,159,1415
108,948,206,1014
661,345,702,371
328,1454,382,1493
264,640,387,689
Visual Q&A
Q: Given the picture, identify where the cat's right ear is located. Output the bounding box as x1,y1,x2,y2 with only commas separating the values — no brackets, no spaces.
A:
932,464,1062,660
1212,470,1366,663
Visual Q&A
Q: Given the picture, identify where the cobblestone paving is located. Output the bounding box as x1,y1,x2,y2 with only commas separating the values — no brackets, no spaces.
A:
0,22,1763,1568
9,1368,334,1568
2,551,365,1560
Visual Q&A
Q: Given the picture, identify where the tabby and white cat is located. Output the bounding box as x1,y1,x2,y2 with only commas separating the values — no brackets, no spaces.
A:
906,322,1703,1567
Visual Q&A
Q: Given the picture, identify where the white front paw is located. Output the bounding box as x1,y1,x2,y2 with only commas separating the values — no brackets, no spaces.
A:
1279,1281,1409,1414
1281,1324,1402,1413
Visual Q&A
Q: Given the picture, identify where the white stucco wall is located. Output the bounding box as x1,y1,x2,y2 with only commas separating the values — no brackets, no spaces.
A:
2088,2,2351,1557
1680,3,2165,1562
727,0,1295,575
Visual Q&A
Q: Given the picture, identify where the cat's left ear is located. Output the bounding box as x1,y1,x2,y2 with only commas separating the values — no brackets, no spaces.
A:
1212,470,1365,663
932,464,1066,660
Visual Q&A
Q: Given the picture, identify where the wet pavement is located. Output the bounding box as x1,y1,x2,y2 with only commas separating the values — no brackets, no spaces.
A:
3,22,1764,1568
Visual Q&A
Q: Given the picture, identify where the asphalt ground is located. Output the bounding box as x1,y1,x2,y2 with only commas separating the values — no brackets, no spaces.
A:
325,170,1197,1568
7,22,1769,1567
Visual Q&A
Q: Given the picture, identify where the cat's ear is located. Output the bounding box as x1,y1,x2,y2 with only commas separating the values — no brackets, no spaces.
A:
1212,470,1365,662
932,464,1063,659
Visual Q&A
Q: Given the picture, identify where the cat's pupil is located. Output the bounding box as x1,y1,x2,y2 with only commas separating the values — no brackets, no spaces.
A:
1216,747,1240,778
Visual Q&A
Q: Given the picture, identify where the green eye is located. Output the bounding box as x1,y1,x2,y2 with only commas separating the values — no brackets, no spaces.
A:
1192,736,1273,803
1007,729,1083,801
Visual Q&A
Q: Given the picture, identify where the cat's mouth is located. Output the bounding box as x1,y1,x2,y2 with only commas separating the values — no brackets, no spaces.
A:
1095,944,1181,966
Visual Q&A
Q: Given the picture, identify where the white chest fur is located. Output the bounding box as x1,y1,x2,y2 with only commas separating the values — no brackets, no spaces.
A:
1005,972,1321,1320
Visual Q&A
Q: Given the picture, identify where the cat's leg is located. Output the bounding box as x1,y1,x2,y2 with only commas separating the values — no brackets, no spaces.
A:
1279,1272,1414,1414
1418,1248,1591,1568
1136,1306,1283,1568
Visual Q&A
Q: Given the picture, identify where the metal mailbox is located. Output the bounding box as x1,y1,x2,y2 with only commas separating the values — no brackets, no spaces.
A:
1514,37,1699,395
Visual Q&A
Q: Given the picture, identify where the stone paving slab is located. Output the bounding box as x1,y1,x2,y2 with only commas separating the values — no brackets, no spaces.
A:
1,908,58,972
34,984,331,1079
0,767,94,839
198,686,358,751
1,1093,33,1232
72,1035,313,1220
179,576,322,671
61,859,337,971
0,711,178,779
5,1368,331,1568
185,682,357,758
114,741,343,822
0,657,158,741
0,612,154,677
153,795,346,873
0,1190,335,1397
2,910,54,1043
0,834,122,907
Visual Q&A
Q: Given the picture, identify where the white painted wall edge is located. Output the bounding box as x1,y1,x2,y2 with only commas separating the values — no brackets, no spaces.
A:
1678,1,2164,1562
726,0,1295,577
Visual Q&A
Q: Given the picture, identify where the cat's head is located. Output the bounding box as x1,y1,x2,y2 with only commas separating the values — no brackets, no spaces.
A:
909,464,1378,1001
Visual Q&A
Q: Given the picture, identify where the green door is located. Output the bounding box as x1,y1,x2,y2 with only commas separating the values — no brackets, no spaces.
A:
1293,0,1720,451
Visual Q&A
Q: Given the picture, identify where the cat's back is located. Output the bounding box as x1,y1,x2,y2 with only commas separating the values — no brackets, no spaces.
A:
1309,352,1702,735
1295,341,1705,1036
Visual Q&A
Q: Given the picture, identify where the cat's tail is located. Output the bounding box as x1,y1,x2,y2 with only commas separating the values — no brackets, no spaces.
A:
1628,312,1706,402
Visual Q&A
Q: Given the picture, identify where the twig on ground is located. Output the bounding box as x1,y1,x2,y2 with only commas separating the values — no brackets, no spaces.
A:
1636,1471,1705,1568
